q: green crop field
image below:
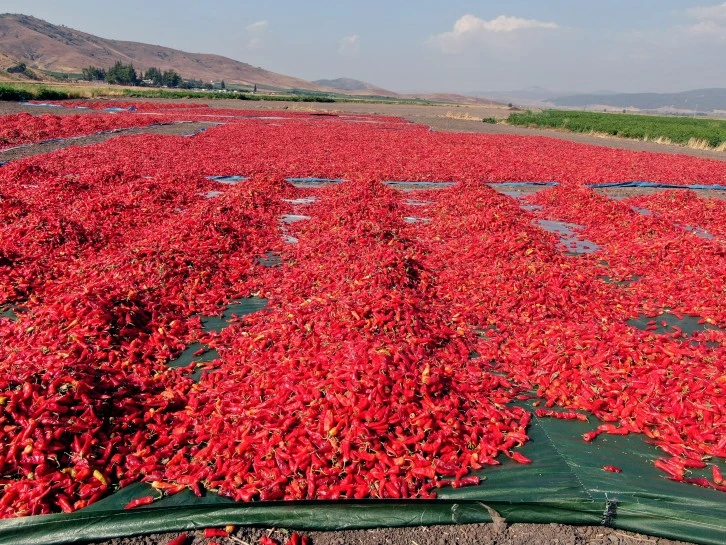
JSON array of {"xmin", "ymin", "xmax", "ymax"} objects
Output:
[
  {"xmin": 507, "ymin": 109, "xmax": 726, "ymax": 149},
  {"xmin": 0, "ymin": 83, "xmax": 84, "ymax": 101}
]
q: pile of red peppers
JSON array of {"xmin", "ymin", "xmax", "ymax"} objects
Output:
[{"xmin": 0, "ymin": 112, "xmax": 170, "ymax": 149}]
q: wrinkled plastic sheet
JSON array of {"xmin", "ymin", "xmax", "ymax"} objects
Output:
[{"xmin": 588, "ymin": 182, "xmax": 726, "ymax": 191}]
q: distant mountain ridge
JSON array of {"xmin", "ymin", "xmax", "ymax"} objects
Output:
[
  {"xmin": 550, "ymin": 88, "xmax": 726, "ymax": 112},
  {"xmin": 314, "ymin": 78, "xmax": 376, "ymax": 91},
  {"xmin": 472, "ymin": 87, "xmax": 561, "ymax": 103},
  {"xmin": 312, "ymin": 77, "xmax": 398, "ymax": 98}
]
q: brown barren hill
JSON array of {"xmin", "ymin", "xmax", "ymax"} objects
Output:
[{"xmin": 0, "ymin": 13, "xmax": 326, "ymax": 90}]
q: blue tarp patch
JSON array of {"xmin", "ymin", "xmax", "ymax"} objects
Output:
[{"xmin": 588, "ymin": 182, "xmax": 726, "ymax": 190}]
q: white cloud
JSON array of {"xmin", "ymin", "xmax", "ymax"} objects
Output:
[
  {"xmin": 686, "ymin": 2, "xmax": 726, "ymax": 21},
  {"xmin": 429, "ymin": 14, "xmax": 559, "ymax": 53},
  {"xmin": 246, "ymin": 20, "xmax": 269, "ymax": 33},
  {"xmin": 245, "ymin": 20, "xmax": 268, "ymax": 49},
  {"xmin": 338, "ymin": 34, "xmax": 360, "ymax": 55},
  {"xmin": 684, "ymin": 2, "xmax": 726, "ymax": 40}
]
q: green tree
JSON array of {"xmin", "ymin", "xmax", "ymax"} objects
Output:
[
  {"xmin": 105, "ymin": 62, "xmax": 138, "ymax": 86},
  {"xmin": 162, "ymin": 69, "xmax": 182, "ymax": 88},
  {"xmin": 144, "ymin": 67, "xmax": 163, "ymax": 86},
  {"xmin": 82, "ymin": 66, "xmax": 106, "ymax": 81},
  {"xmin": 6, "ymin": 62, "xmax": 27, "ymax": 74},
  {"xmin": 220, "ymin": 80, "xmax": 226, "ymax": 89}
]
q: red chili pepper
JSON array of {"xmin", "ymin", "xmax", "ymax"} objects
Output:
[
  {"xmin": 204, "ymin": 528, "xmax": 229, "ymax": 538},
  {"xmin": 124, "ymin": 496, "xmax": 155, "ymax": 509},
  {"xmin": 509, "ymin": 452, "xmax": 532, "ymax": 465},
  {"xmin": 712, "ymin": 465, "xmax": 724, "ymax": 486},
  {"xmin": 164, "ymin": 535, "xmax": 188, "ymax": 545}
]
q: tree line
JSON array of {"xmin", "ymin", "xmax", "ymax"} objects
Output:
[{"xmin": 82, "ymin": 62, "xmax": 225, "ymax": 90}]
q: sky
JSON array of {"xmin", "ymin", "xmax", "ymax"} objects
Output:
[{"xmin": 2, "ymin": 1, "xmax": 726, "ymax": 94}]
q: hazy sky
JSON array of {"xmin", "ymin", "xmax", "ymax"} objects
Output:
[{"xmin": 3, "ymin": 1, "xmax": 726, "ymax": 93}]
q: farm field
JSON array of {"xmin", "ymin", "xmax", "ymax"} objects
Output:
[
  {"xmin": 0, "ymin": 101, "xmax": 724, "ymax": 545},
  {"xmin": 506, "ymin": 110, "xmax": 726, "ymax": 151}
]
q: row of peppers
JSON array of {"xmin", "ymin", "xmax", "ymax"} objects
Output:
[{"xmin": 0, "ymin": 112, "xmax": 172, "ymax": 150}]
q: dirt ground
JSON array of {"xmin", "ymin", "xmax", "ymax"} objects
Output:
[
  {"xmin": 93, "ymin": 522, "xmax": 691, "ymax": 545},
  {"xmin": 0, "ymin": 99, "xmax": 724, "ymax": 162}
]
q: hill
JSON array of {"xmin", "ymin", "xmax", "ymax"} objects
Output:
[
  {"xmin": 0, "ymin": 13, "xmax": 329, "ymax": 91},
  {"xmin": 0, "ymin": 13, "xmax": 510, "ymax": 105},
  {"xmin": 549, "ymin": 88, "xmax": 726, "ymax": 113},
  {"xmin": 312, "ymin": 77, "xmax": 399, "ymax": 98}
]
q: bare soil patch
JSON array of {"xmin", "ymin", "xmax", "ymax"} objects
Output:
[{"xmin": 94, "ymin": 523, "xmax": 691, "ymax": 545}]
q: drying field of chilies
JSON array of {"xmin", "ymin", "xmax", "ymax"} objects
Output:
[{"xmin": 0, "ymin": 101, "xmax": 724, "ymax": 523}]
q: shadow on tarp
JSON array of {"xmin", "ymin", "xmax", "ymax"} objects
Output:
[
  {"xmin": 588, "ymin": 182, "xmax": 726, "ymax": 191},
  {"xmin": 1, "ymin": 402, "xmax": 723, "ymax": 545}
]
